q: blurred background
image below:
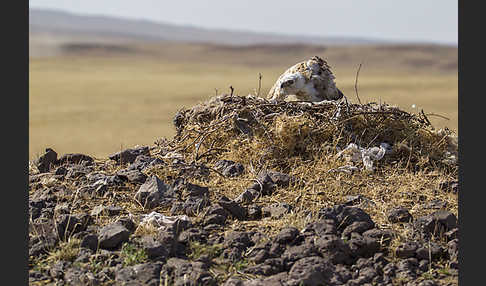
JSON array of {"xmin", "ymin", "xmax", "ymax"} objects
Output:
[{"xmin": 29, "ymin": 0, "xmax": 458, "ymax": 159}]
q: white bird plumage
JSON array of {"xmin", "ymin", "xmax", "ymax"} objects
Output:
[{"xmin": 267, "ymin": 56, "xmax": 344, "ymax": 102}]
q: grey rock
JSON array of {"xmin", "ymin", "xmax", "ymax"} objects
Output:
[
  {"xmin": 134, "ymin": 175, "xmax": 175, "ymax": 209},
  {"xmin": 314, "ymin": 234, "xmax": 353, "ymax": 265},
  {"xmin": 115, "ymin": 263, "xmax": 163, "ymax": 286},
  {"xmin": 56, "ymin": 213, "xmax": 92, "ymax": 240},
  {"xmin": 395, "ymin": 241, "xmax": 420, "ymax": 258},
  {"xmin": 424, "ymin": 199, "xmax": 447, "ymax": 209},
  {"xmin": 261, "ymin": 170, "xmax": 292, "ymax": 187},
  {"xmin": 387, "ymin": 207, "xmax": 413, "ymax": 223},
  {"xmin": 218, "ymin": 196, "xmax": 247, "ymax": 220},
  {"xmin": 35, "ymin": 148, "xmax": 58, "ymax": 173},
  {"xmin": 416, "ymin": 242, "xmax": 444, "ymax": 261},
  {"xmin": 91, "ymin": 205, "xmax": 122, "ymax": 217},
  {"xmin": 129, "ymin": 154, "xmax": 164, "ymax": 171},
  {"xmin": 282, "ymin": 243, "xmax": 319, "ymax": 268},
  {"xmin": 98, "ymin": 222, "xmax": 130, "ymax": 249},
  {"xmin": 161, "ymin": 258, "xmax": 215, "ymax": 286},
  {"xmin": 234, "ymin": 188, "xmax": 260, "ymax": 204},
  {"xmin": 141, "ymin": 235, "xmax": 169, "ymax": 260},
  {"xmin": 183, "ymin": 183, "xmax": 209, "ymax": 197},
  {"xmin": 247, "ymin": 204, "xmax": 262, "ymax": 220},
  {"xmin": 109, "ymin": 146, "xmax": 150, "ymax": 164},
  {"xmin": 244, "ymin": 258, "xmax": 284, "ymax": 276},
  {"xmin": 182, "ymin": 196, "xmax": 210, "ymax": 216},
  {"xmin": 274, "ymin": 227, "xmax": 299, "ymax": 245},
  {"xmin": 302, "ymin": 220, "xmax": 337, "ymax": 236},
  {"xmin": 214, "ymin": 160, "xmax": 244, "ymax": 177},
  {"xmin": 80, "ymin": 234, "xmax": 99, "ymax": 252},
  {"xmin": 57, "ymin": 153, "xmax": 94, "ymax": 165},
  {"xmin": 178, "ymin": 228, "xmax": 208, "ymax": 244},
  {"xmin": 203, "ymin": 214, "xmax": 226, "ymax": 226},
  {"xmin": 262, "ymin": 202, "xmax": 292, "ymax": 219},
  {"xmin": 116, "ymin": 169, "xmax": 148, "ymax": 184},
  {"xmin": 342, "ymin": 221, "xmax": 374, "ymax": 239},
  {"xmin": 224, "ymin": 231, "xmax": 252, "ymax": 250},
  {"xmin": 287, "ymin": 256, "xmax": 335, "ymax": 286},
  {"xmin": 348, "ymin": 234, "xmax": 381, "ymax": 258}
]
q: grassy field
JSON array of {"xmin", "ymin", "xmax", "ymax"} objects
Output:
[{"xmin": 29, "ymin": 43, "xmax": 457, "ymax": 159}]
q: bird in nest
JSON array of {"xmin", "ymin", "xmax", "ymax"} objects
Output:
[{"xmin": 267, "ymin": 56, "xmax": 344, "ymax": 102}]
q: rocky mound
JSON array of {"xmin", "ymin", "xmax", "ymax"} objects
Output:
[{"xmin": 29, "ymin": 94, "xmax": 458, "ymax": 285}]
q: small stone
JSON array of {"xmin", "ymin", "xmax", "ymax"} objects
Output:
[
  {"xmin": 35, "ymin": 148, "xmax": 58, "ymax": 173},
  {"xmin": 134, "ymin": 175, "xmax": 174, "ymax": 209},
  {"xmin": 214, "ymin": 160, "xmax": 245, "ymax": 177},
  {"xmin": 80, "ymin": 234, "xmax": 99, "ymax": 252},
  {"xmin": 274, "ymin": 227, "xmax": 299, "ymax": 245},
  {"xmin": 387, "ymin": 207, "xmax": 413, "ymax": 223},
  {"xmin": 287, "ymin": 256, "xmax": 335, "ymax": 286},
  {"xmin": 247, "ymin": 204, "xmax": 262, "ymax": 220},
  {"xmin": 57, "ymin": 153, "xmax": 94, "ymax": 165},
  {"xmin": 109, "ymin": 146, "xmax": 150, "ymax": 164},
  {"xmin": 218, "ymin": 196, "xmax": 247, "ymax": 220},
  {"xmin": 395, "ymin": 241, "xmax": 419, "ymax": 258},
  {"xmin": 98, "ymin": 222, "xmax": 130, "ymax": 249},
  {"xmin": 416, "ymin": 242, "xmax": 444, "ymax": 261},
  {"xmin": 141, "ymin": 235, "xmax": 169, "ymax": 260},
  {"xmin": 116, "ymin": 169, "xmax": 147, "ymax": 184},
  {"xmin": 262, "ymin": 203, "xmax": 292, "ymax": 219}
]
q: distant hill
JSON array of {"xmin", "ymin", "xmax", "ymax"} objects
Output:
[{"xmin": 29, "ymin": 8, "xmax": 388, "ymax": 47}]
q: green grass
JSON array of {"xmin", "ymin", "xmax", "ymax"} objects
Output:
[
  {"xmin": 120, "ymin": 242, "xmax": 148, "ymax": 267},
  {"xmin": 29, "ymin": 43, "xmax": 457, "ymax": 159}
]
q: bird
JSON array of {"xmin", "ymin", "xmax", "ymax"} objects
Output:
[{"xmin": 267, "ymin": 56, "xmax": 344, "ymax": 102}]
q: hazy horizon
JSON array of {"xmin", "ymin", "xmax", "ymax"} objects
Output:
[{"xmin": 29, "ymin": 0, "xmax": 457, "ymax": 45}]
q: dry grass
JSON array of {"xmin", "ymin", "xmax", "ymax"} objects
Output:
[{"xmin": 29, "ymin": 42, "xmax": 457, "ymax": 159}]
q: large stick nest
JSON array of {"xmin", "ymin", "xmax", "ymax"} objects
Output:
[{"xmin": 157, "ymin": 94, "xmax": 457, "ymax": 174}]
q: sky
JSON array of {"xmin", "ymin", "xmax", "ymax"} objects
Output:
[{"xmin": 29, "ymin": 0, "xmax": 458, "ymax": 45}]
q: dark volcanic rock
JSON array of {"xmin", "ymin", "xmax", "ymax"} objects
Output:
[
  {"xmin": 249, "ymin": 173, "xmax": 277, "ymax": 195},
  {"xmin": 109, "ymin": 146, "xmax": 150, "ymax": 164},
  {"xmin": 414, "ymin": 210, "xmax": 457, "ymax": 238},
  {"xmin": 56, "ymin": 213, "xmax": 92, "ymax": 240},
  {"xmin": 274, "ymin": 227, "xmax": 300, "ymax": 245},
  {"xmin": 214, "ymin": 160, "xmax": 244, "ymax": 177},
  {"xmin": 57, "ymin": 153, "xmax": 94, "ymax": 165},
  {"xmin": 80, "ymin": 234, "xmax": 99, "ymax": 252},
  {"xmin": 247, "ymin": 204, "xmax": 262, "ymax": 220},
  {"xmin": 141, "ymin": 235, "xmax": 169, "ymax": 260},
  {"xmin": 98, "ymin": 222, "xmax": 130, "ymax": 249},
  {"xmin": 416, "ymin": 242, "xmax": 444, "ymax": 261},
  {"xmin": 134, "ymin": 175, "xmax": 175, "ymax": 209},
  {"xmin": 259, "ymin": 170, "xmax": 292, "ymax": 187},
  {"xmin": 116, "ymin": 168, "xmax": 148, "ymax": 184},
  {"xmin": 129, "ymin": 154, "xmax": 164, "ymax": 171},
  {"xmin": 362, "ymin": 228, "xmax": 394, "ymax": 246},
  {"xmin": 287, "ymin": 256, "xmax": 336, "ymax": 286},
  {"xmin": 161, "ymin": 258, "xmax": 215, "ymax": 286},
  {"xmin": 342, "ymin": 221, "xmax": 374, "ymax": 239},
  {"xmin": 348, "ymin": 234, "xmax": 381, "ymax": 259},
  {"xmin": 182, "ymin": 196, "xmax": 211, "ymax": 216},
  {"xmin": 35, "ymin": 148, "xmax": 58, "ymax": 173},
  {"xmin": 224, "ymin": 231, "xmax": 253, "ymax": 250},
  {"xmin": 387, "ymin": 207, "xmax": 413, "ymax": 223},
  {"xmin": 244, "ymin": 258, "xmax": 285, "ymax": 276},
  {"xmin": 302, "ymin": 219, "xmax": 337, "ymax": 236},
  {"xmin": 115, "ymin": 262, "xmax": 163, "ymax": 286},
  {"xmin": 262, "ymin": 202, "xmax": 292, "ymax": 219},
  {"xmin": 314, "ymin": 234, "xmax": 353, "ymax": 265},
  {"xmin": 218, "ymin": 196, "xmax": 247, "ymax": 220},
  {"xmin": 317, "ymin": 204, "xmax": 375, "ymax": 233},
  {"xmin": 395, "ymin": 241, "xmax": 420, "ymax": 258}
]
